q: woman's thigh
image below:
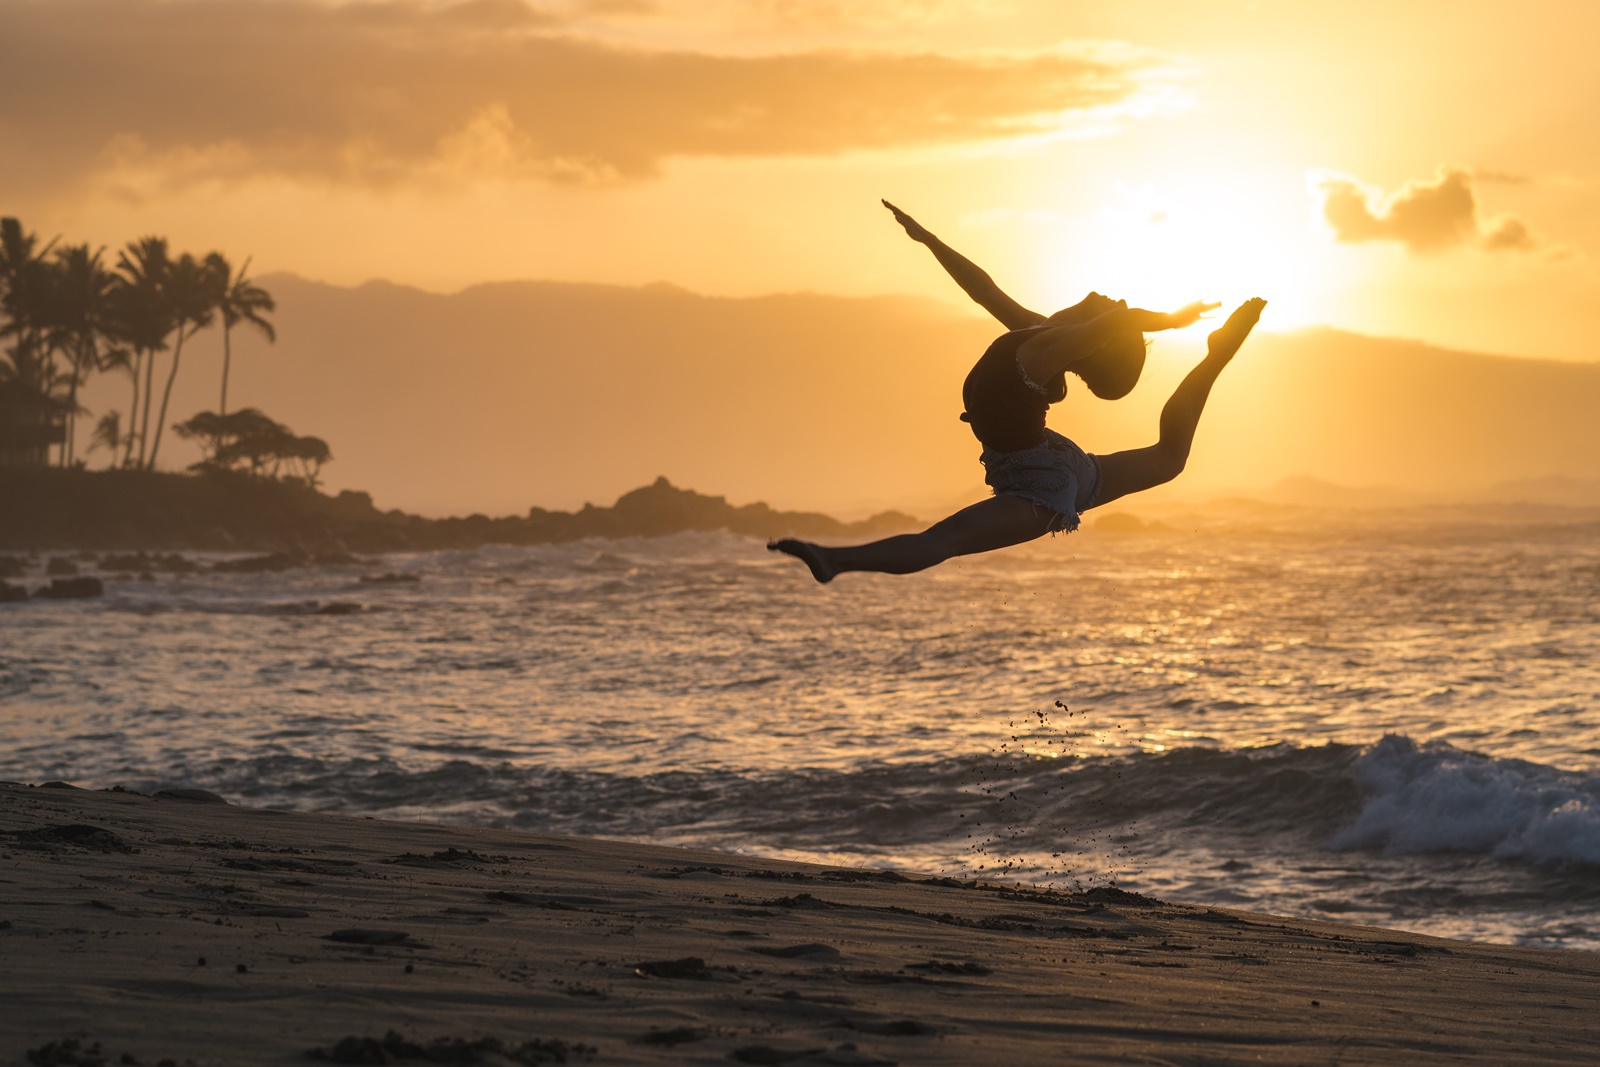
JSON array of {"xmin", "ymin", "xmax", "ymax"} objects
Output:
[
  {"xmin": 922, "ymin": 494, "xmax": 1060, "ymax": 557},
  {"xmin": 1091, "ymin": 445, "xmax": 1180, "ymax": 510}
]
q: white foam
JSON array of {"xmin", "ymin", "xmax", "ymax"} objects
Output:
[{"xmin": 1330, "ymin": 734, "xmax": 1600, "ymax": 866}]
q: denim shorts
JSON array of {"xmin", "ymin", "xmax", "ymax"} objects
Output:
[{"xmin": 979, "ymin": 429, "xmax": 1102, "ymax": 533}]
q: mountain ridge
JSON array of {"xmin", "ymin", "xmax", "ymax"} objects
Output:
[{"xmin": 70, "ymin": 273, "xmax": 1600, "ymax": 517}]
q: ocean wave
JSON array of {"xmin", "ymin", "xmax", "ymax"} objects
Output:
[
  {"xmin": 154, "ymin": 735, "xmax": 1600, "ymax": 875},
  {"xmin": 1330, "ymin": 734, "xmax": 1600, "ymax": 867}
]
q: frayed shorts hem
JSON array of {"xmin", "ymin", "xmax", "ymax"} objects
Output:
[{"xmin": 979, "ymin": 429, "xmax": 1102, "ymax": 536}]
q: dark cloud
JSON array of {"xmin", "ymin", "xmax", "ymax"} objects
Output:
[
  {"xmin": 0, "ymin": 0, "xmax": 1166, "ymax": 193},
  {"xmin": 1313, "ymin": 167, "xmax": 1536, "ymax": 254}
]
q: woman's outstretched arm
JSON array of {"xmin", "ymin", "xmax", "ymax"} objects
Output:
[{"xmin": 882, "ymin": 200, "xmax": 1046, "ymax": 330}]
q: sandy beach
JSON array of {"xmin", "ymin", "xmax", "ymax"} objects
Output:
[{"xmin": 3, "ymin": 781, "xmax": 1596, "ymax": 1066}]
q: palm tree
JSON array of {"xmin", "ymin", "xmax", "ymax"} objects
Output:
[
  {"xmin": 87, "ymin": 410, "xmax": 126, "ymax": 461},
  {"xmin": 0, "ymin": 217, "xmax": 58, "ymax": 389},
  {"xmin": 102, "ymin": 282, "xmax": 162, "ymax": 469},
  {"xmin": 43, "ymin": 244, "xmax": 120, "ymax": 466},
  {"xmin": 113, "ymin": 237, "xmax": 173, "ymax": 469},
  {"xmin": 144, "ymin": 251, "xmax": 218, "ymax": 471},
  {"xmin": 207, "ymin": 253, "xmax": 275, "ymax": 417},
  {"xmin": 0, "ymin": 218, "xmax": 74, "ymax": 465}
]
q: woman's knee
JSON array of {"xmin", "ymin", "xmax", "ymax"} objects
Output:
[
  {"xmin": 1094, "ymin": 444, "xmax": 1187, "ymax": 504},
  {"xmin": 1148, "ymin": 441, "xmax": 1188, "ymax": 485}
]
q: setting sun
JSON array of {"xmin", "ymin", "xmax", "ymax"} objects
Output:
[{"xmin": 1045, "ymin": 175, "xmax": 1329, "ymax": 328}]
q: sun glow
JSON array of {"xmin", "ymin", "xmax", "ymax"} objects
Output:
[{"xmin": 1040, "ymin": 176, "xmax": 1331, "ymax": 329}]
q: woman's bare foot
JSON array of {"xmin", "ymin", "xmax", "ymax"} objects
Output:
[
  {"xmin": 1207, "ymin": 298, "xmax": 1266, "ymax": 362},
  {"xmin": 768, "ymin": 539, "xmax": 838, "ymax": 583}
]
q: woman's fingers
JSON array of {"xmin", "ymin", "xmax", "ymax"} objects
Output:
[
  {"xmin": 1176, "ymin": 300, "xmax": 1222, "ymax": 324},
  {"xmin": 881, "ymin": 199, "xmax": 929, "ymax": 239}
]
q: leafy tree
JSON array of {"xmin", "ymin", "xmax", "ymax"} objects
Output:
[
  {"xmin": 281, "ymin": 433, "xmax": 332, "ymax": 488},
  {"xmin": 173, "ymin": 407, "xmax": 333, "ymax": 487}
]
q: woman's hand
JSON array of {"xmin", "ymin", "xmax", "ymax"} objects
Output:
[
  {"xmin": 1167, "ymin": 301, "xmax": 1221, "ymax": 329},
  {"xmin": 882, "ymin": 200, "xmax": 934, "ymax": 244}
]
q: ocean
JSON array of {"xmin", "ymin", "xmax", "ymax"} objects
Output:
[{"xmin": 4, "ymin": 516, "xmax": 1599, "ymax": 950}]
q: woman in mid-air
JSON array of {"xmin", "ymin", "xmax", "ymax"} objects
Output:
[{"xmin": 769, "ymin": 201, "xmax": 1266, "ymax": 583}]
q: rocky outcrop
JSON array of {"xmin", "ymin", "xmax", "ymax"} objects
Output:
[{"xmin": 32, "ymin": 576, "xmax": 105, "ymax": 599}]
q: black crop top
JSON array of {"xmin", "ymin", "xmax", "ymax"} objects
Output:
[{"xmin": 961, "ymin": 327, "xmax": 1064, "ymax": 453}]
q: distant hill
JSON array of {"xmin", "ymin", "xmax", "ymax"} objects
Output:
[
  {"xmin": 1172, "ymin": 327, "xmax": 1600, "ymax": 500},
  {"xmin": 74, "ymin": 278, "xmax": 1600, "ymax": 517}
]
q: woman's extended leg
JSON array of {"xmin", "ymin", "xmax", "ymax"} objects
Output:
[
  {"xmin": 1092, "ymin": 298, "xmax": 1264, "ymax": 508},
  {"xmin": 769, "ymin": 494, "xmax": 1058, "ymax": 583}
]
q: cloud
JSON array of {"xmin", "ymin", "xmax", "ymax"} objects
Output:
[
  {"xmin": 563, "ymin": 0, "xmax": 1012, "ymax": 30},
  {"xmin": 667, "ymin": 0, "xmax": 1015, "ymax": 29},
  {"xmin": 0, "ymin": 0, "xmax": 1173, "ymax": 194},
  {"xmin": 1311, "ymin": 167, "xmax": 1537, "ymax": 254},
  {"xmin": 1482, "ymin": 216, "xmax": 1535, "ymax": 251}
]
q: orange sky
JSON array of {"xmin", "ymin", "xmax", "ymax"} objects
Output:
[{"xmin": 4, "ymin": 0, "xmax": 1597, "ymax": 362}]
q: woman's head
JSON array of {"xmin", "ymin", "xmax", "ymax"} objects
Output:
[{"xmin": 1074, "ymin": 331, "xmax": 1148, "ymax": 399}]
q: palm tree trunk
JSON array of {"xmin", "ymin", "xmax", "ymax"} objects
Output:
[
  {"xmin": 63, "ymin": 336, "xmax": 92, "ymax": 467},
  {"xmin": 63, "ymin": 370, "xmax": 80, "ymax": 468},
  {"xmin": 124, "ymin": 349, "xmax": 143, "ymax": 469},
  {"xmin": 220, "ymin": 323, "xmax": 232, "ymax": 417},
  {"xmin": 138, "ymin": 346, "xmax": 157, "ymax": 469},
  {"xmin": 147, "ymin": 328, "xmax": 187, "ymax": 470}
]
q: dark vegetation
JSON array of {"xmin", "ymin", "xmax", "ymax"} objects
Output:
[
  {"xmin": 173, "ymin": 408, "xmax": 330, "ymax": 486},
  {"xmin": 0, "ymin": 469, "xmax": 917, "ymax": 553},
  {"xmin": 0, "ymin": 214, "xmax": 289, "ymax": 475}
]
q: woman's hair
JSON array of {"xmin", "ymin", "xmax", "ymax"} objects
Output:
[{"xmin": 1077, "ymin": 332, "xmax": 1148, "ymax": 399}]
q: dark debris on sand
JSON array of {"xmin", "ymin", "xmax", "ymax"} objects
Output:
[
  {"xmin": 632, "ymin": 956, "xmax": 725, "ymax": 981},
  {"xmin": 306, "ymin": 1030, "xmax": 592, "ymax": 1065},
  {"xmin": 729, "ymin": 1045, "xmax": 896, "ymax": 1066},
  {"xmin": 13, "ymin": 823, "xmax": 135, "ymax": 853},
  {"xmin": 385, "ymin": 848, "xmax": 506, "ymax": 868},
  {"xmin": 324, "ymin": 928, "xmax": 424, "ymax": 947},
  {"xmin": 630, "ymin": 1028, "xmax": 707, "ymax": 1047}
]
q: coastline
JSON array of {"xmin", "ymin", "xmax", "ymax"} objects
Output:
[
  {"xmin": 4, "ymin": 782, "xmax": 1596, "ymax": 1065},
  {"xmin": 0, "ymin": 469, "xmax": 917, "ymax": 554}
]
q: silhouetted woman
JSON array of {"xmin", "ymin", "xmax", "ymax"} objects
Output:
[{"xmin": 769, "ymin": 202, "xmax": 1266, "ymax": 583}]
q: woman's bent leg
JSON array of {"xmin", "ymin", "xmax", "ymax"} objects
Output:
[
  {"xmin": 770, "ymin": 495, "xmax": 1057, "ymax": 582},
  {"xmin": 1093, "ymin": 297, "xmax": 1264, "ymax": 508}
]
